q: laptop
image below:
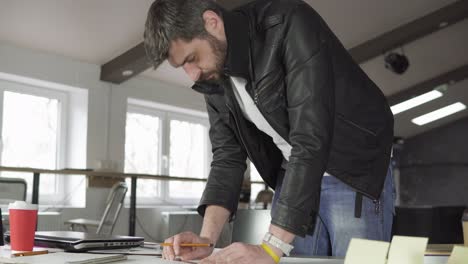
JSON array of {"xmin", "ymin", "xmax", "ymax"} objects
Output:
[{"xmin": 6, "ymin": 231, "xmax": 144, "ymax": 252}]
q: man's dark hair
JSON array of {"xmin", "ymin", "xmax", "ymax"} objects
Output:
[{"xmin": 144, "ymin": 0, "xmax": 224, "ymax": 69}]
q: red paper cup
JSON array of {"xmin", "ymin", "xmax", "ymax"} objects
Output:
[{"xmin": 9, "ymin": 202, "xmax": 38, "ymax": 251}]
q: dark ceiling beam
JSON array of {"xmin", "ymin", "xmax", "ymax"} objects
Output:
[
  {"xmin": 387, "ymin": 64, "xmax": 468, "ymax": 106},
  {"xmin": 100, "ymin": 42, "xmax": 149, "ymax": 84},
  {"xmin": 349, "ymin": 0, "xmax": 468, "ymax": 63},
  {"xmin": 100, "ymin": 0, "xmax": 468, "ymax": 84}
]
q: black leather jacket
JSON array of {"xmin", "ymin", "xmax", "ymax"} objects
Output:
[{"xmin": 195, "ymin": 0, "xmax": 394, "ymax": 237}]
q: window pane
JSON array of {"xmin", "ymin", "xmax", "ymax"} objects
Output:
[
  {"xmin": 124, "ymin": 112, "xmax": 161, "ymax": 197},
  {"xmin": 1, "ymin": 91, "xmax": 59, "ymax": 195},
  {"xmin": 250, "ymin": 162, "xmax": 263, "ymax": 182},
  {"xmin": 169, "ymin": 119, "xmax": 206, "ymax": 199}
]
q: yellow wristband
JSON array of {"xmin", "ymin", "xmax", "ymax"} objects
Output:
[{"xmin": 261, "ymin": 243, "xmax": 280, "ymax": 263}]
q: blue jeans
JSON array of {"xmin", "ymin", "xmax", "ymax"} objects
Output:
[{"xmin": 272, "ymin": 167, "xmax": 395, "ymax": 257}]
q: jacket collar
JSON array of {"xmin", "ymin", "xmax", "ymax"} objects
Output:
[
  {"xmin": 222, "ymin": 9, "xmax": 251, "ymax": 80},
  {"xmin": 191, "ymin": 9, "xmax": 251, "ymax": 95}
]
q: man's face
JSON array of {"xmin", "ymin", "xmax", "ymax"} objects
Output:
[{"xmin": 168, "ymin": 34, "xmax": 227, "ymax": 84}]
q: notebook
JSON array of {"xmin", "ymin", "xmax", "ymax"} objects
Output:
[{"xmin": 5, "ymin": 231, "xmax": 143, "ymax": 252}]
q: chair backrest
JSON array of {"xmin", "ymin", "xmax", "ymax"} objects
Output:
[
  {"xmin": 0, "ymin": 177, "xmax": 27, "ymax": 204},
  {"xmin": 96, "ymin": 181, "xmax": 128, "ymax": 235},
  {"xmin": 254, "ymin": 188, "xmax": 274, "ymax": 209}
]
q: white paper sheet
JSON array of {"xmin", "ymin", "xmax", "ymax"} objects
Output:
[
  {"xmin": 4, "ymin": 253, "xmax": 126, "ymax": 264},
  {"xmin": 387, "ymin": 236, "xmax": 428, "ymax": 264},
  {"xmin": 447, "ymin": 246, "xmax": 468, "ymax": 264},
  {"xmin": 344, "ymin": 238, "xmax": 389, "ymax": 264}
]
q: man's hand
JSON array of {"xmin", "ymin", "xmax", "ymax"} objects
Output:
[
  {"xmin": 162, "ymin": 231, "xmax": 214, "ymax": 261},
  {"xmin": 201, "ymin": 242, "xmax": 277, "ymax": 264}
]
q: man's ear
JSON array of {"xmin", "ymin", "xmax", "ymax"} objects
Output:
[{"xmin": 202, "ymin": 10, "xmax": 225, "ymax": 39}]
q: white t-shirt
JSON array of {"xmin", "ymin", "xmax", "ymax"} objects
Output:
[{"xmin": 230, "ymin": 76, "xmax": 331, "ymax": 176}]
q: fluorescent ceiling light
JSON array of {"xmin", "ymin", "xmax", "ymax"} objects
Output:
[
  {"xmin": 391, "ymin": 90, "xmax": 443, "ymax": 115},
  {"xmin": 412, "ymin": 102, "xmax": 466, "ymax": 126}
]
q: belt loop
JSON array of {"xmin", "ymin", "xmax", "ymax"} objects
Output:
[{"xmin": 355, "ymin": 192, "xmax": 363, "ymax": 218}]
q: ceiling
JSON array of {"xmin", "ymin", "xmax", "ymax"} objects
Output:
[{"xmin": 1, "ymin": 0, "xmax": 467, "ymax": 138}]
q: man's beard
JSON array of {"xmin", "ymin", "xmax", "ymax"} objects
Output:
[{"xmin": 197, "ymin": 33, "xmax": 227, "ymax": 85}]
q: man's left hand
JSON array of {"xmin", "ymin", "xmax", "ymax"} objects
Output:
[{"xmin": 200, "ymin": 242, "xmax": 277, "ymax": 264}]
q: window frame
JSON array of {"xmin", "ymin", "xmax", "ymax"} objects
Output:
[
  {"xmin": 163, "ymin": 111, "xmax": 210, "ymax": 204},
  {"xmin": 0, "ymin": 79, "xmax": 69, "ymax": 204},
  {"xmin": 125, "ymin": 104, "xmax": 164, "ymax": 205},
  {"xmin": 125, "ymin": 100, "xmax": 210, "ymax": 206}
]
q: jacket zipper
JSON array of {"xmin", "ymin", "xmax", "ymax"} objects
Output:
[
  {"xmin": 254, "ymin": 90, "xmax": 259, "ymax": 104},
  {"xmin": 253, "ymin": 71, "xmax": 281, "ymax": 104},
  {"xmin": 225, "ymin": 103, "xmax": 254, "ymax": 162},
  {"xmin": 354, "ymin": 188, "xmax": 380, "ymax": 214},
  {"xmin": 254, "ymin": 81, "xmax": 270, "ymax": 104},
  {"xmin": 250, "ymin": 83, "xmax": 267, "ymax": 118},
  {"xmin": 337, "ymin": 115, "xmax": 377, "ymax": 137},
  {"xmin": 374, "ymin": 199, "xmax": 381, "ymax": 214}
]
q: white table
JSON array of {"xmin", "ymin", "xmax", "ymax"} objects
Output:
[
  {"xmin": 0, "ymin": 246, "xmax": 450, "ymax": 264},
  {"xmin": 121, "ymin": 255, "xmax": 449, "ymax": 263}
]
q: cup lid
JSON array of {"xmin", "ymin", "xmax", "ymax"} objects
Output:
[{"xmin": 8, "ymin": 201, "xmax": 38, "ymax": 210}]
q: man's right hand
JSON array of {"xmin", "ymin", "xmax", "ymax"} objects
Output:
[{"xmin": 162, "ymin": 231, "xmax": 214, "ymax": 261}]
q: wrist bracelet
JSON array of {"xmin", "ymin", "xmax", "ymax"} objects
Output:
[{"xmin": 261, "ymin": 243, "xmax": 280, "ymax": 263}]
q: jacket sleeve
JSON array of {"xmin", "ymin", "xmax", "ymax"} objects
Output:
[
  {"xmin": 197, "ymin": 94, "xmax": 247, "ymax": 221},
  {"xmin": 270, "ymin": 2, "xmax": 335, "ymax": 236}
]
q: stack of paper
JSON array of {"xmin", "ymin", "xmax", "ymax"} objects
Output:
[{"xmin": 1, "ymin": 253, "xmax": 126, "ymax": 264}]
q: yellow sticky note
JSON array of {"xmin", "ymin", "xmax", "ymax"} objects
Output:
[
  {"xmin": 448, "ymin": 246, "xmax": 468, "ymax": 264},
  {"xmin": 344, "ymin": 238, "xmax": 390, "ymax": 264},
  {"xmin": 387, "ymin": 236, "xmax": 428, "ymax": 264}
]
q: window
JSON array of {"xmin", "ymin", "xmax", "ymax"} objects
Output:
[
  {"xmin": 250, "ymin": 162, "xmax": 268, "ymax": 204},
  {"xmin": 0, "ymin": 75, "xmax": 87, "ymax": 207},
  {"xmin": 167, "ymin": 113, "xmax": 209, "ymax": 200},
  {"xmin": 124, "ymin": 106, "xmax": 163, "ymax": 200},
  {"xmin": 0, "ymin": 79, "xmax": 65, "ymax": 203},
  {"xmin": 125, "ymin": 99, "xmax": 209, "ymax": 205}
]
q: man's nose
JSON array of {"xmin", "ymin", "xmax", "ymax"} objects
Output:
[{"xmin": 183, "ymin": 63, "xmax": 201, "ymax": 82}]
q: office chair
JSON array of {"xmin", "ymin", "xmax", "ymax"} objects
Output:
[
  {"xmin": 254, "ymin": 184, "xmax": 274, "ymax": 209},
  {"xmin": 0, "ymin": 177, "xmax": 27, "ymax": 204},
  {"xmin": 65, "ymin": 181, "xmax": 128, "ymax": 235}
]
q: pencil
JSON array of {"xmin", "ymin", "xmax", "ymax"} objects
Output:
[
  {"xmin": 159, "ymin": 243, "xmax": 214, "ymax": 247},
  {"xmin": 12, "ymin": 250, "xmax": 49, "ymax": 257}
]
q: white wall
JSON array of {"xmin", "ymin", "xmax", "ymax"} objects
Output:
[{"xmin": 0, "ymin": 42, "xmax": 206, "ymax": 241}]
